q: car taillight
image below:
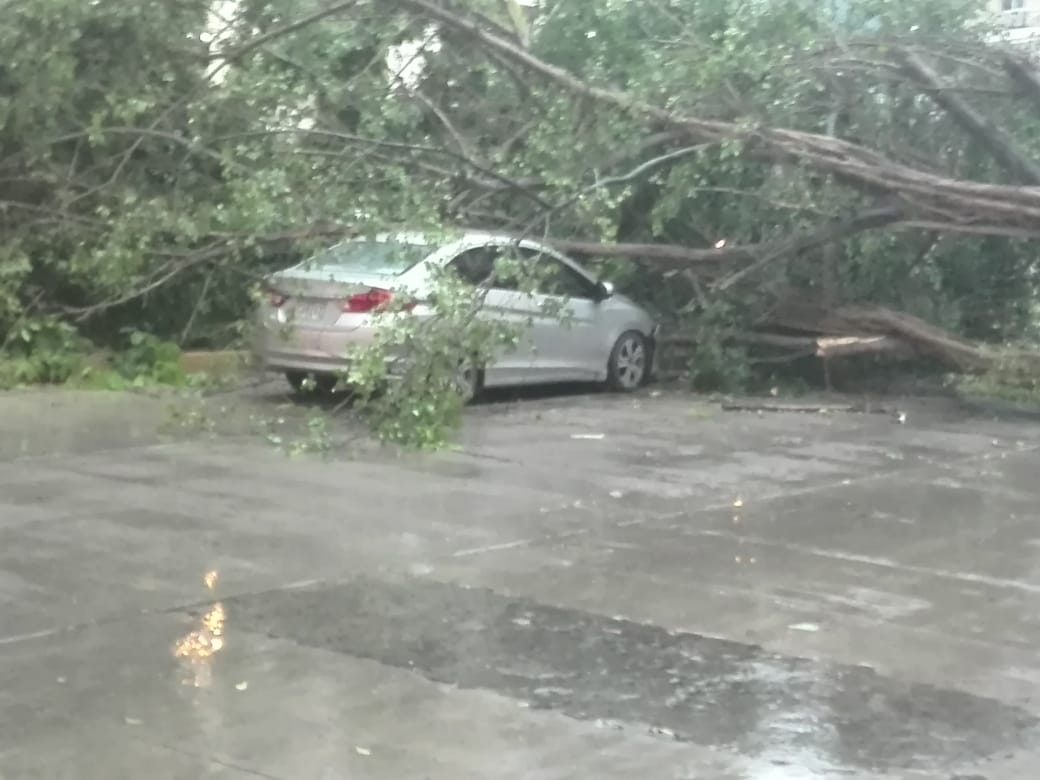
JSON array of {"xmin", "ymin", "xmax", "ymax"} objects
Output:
[
  {"xmin": 264, "ymin": 287, "xmax": 287, "ymax": 308},
  {"xmin": 343, "ymin": 288, "xmax": 414, "ymax": 313}
]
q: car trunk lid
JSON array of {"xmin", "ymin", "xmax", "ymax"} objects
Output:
[{"xmin": 268, "ymin": 272, "xmax": 395, "ymax": 327}]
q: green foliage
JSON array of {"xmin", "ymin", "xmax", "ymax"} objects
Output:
[
  {"xmin": 681, "ymin": 301, "xmax": 753, "ymax": 393},
  {"xmin": 60, "ymin": 330, "xmax": 189, "ymax": 391},
  {"xmin": 953, "ymin": 346, "xmax": 1040, "ymax": 407},
  {"xmin": 290, "ymin": 414, "xmax": 335, "ymax": 457},
  {"xmin": 345, "ymin": 269, "xmax": 522, "ymax": 449},
  {"xmin": 0, "ymin": 320, "xmax": 189, "ymax": 391},
  {"xmin": 110, "ymin": 330, "xmax": 188, "ymax": 387},
  {"xmin": 260, "ymin": 409, "xmax": 335, "ymax": 454},
  {"xmin": 0, "ymin": 319, "xmax": 88, "ymax": 388}
]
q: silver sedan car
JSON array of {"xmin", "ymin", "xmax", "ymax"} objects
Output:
[{"xmin": 254, "ymin": 231, "xmax": 658, "ymax": 397}]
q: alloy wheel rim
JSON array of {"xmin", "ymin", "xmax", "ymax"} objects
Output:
[
  {"xmin": 455, "ymin": 365, "xmax": 477, "ymax": 401},
  {"xmin": 615, "ymin": 337, "xmax": 646, "ymax": 388}
]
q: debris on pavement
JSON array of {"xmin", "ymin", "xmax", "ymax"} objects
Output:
[
  {"xmin": 648, "ymin": 725, "xmax": 677, "ymax": 738},
  {"xmin": 722, "ymin": 399, "xmax": 894, "ymax": 415},
  {"xmin": 788, "ymin": 622, "xmax": 821, "ymax": 633},
  {"xmin": 235, "ymin": 681, "xmax": 248, "ymax": 691},
  {"xmin": 355, "ymin": 746, "xmax": 372, "ymax": 757},
  {"xmin": 571, "ymin": 433, "xmax": 605, "ymax": 440}
]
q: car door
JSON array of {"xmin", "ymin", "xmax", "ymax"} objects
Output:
[
  {"xmin": 519, "ymin": 246, "xmax": 606, "ymax": 381},
  {"xmin": 444, "ymin": 245, "xmax": 540, "ymax": 386}
]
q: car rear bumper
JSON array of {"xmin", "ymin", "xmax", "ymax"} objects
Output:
[
  {"xmin": 252, "ymin": 317, "xmax": 376, "ymax": 376},
  {"xmin": 253, "ymin": 326, "xmax": 407, "ymax": 378},
  {"xmin": 257, "ymin": 352, "xmax": 350, "ymax": 375}
]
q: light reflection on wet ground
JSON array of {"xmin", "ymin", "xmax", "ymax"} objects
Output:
[
  {"xmin": 225, "ymin": 576, "xmax": 1038, "ymax": 775},
  {"xmin": 173, "ymin": 571, "xmax": 224, "ymax": 688}
]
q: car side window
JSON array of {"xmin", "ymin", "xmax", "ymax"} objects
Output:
[
  {"xmin": 447, "ymin": 246, "xmax": 526, "ymax": 292},
  {"xmin": 522, "ymin": 249, "xmax": 597, "ymax": 299},
  {"xmin": 447, "ymin": 248, "xmax": 496, "ymax": 287}
]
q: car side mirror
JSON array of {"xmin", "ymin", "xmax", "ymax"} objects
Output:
[{"xmin": 596, "ymin": 280, "xmax": 615, "ymax": 301}]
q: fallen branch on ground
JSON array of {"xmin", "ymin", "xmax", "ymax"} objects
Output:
[
  {"xmin": 720, "ymin": 399, "xmax": 894, "ymax": 414},
  {"xmin": 755, "ymin": 300, "xmax": 1040, "ymax": 379}
]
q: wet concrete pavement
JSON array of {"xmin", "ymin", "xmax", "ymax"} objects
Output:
[{"xmin": 1, "ymin": 386, "xmax": 1040, "ymax": 778}]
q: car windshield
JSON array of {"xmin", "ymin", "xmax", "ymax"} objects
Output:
[{"xmin": 302, "ymin": 241, "xmax": 430, "ymax": 276}]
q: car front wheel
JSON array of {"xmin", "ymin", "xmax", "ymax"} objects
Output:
[{"xmin": 606, "ymin": 331, "xmax": 649, "ymax": 392}]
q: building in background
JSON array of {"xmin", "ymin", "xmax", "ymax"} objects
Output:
[{"xmin": 991, "ymin": 0, "xmax": 1040, "ymax": 49}]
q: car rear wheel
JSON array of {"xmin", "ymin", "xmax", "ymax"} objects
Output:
[
  {"xmin": 285, "ymin": 371, "xmax": 338, "ymax": 395},
  {"xmin": 454, "ymin": 363, "xmax": 482, "ymax": 404},
  {"xmin": 606, "ymin": 331, "xmax": 648, "ymax": 392}
]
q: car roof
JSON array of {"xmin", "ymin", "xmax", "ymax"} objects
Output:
[{"xmin": 359, "ymin": 230, "xmax": 549, "ymax": 251}]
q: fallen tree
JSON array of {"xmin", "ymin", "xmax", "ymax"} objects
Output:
[
  {"xmin": 755, "ymin": 300, "xmax": 990, "ymax": 369},
  {"xmin": 399, "ymin": 0, "xmax": 1040, "ymax": 241},
  {"xmin": 387, "ymin": 0, "xmax": 1040, "ymax": 382},
  {"xmin": 5, "ymin": 0, "xmax": 1040, "ymax": 408}
]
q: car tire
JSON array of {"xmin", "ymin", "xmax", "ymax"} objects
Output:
[
  {"xmin": 455, "ymin": 363, "xmax": 482, "ymax": 404},
  {"xmin": 606, "ymin": 331, "xmax": 649, "ymax": 392},
  {"xmin": 285, "ymin": 371, "xmax": 337, "ymax": 395}
]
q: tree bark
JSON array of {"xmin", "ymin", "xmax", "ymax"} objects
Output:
[
  {"xmin": 1003, "ymin": 55, "xmax": 1040, "ymax": 116},
  {"xmin": 713, "ymin": 204, "xmax": 901, "ymax": 290},
  {"xmin": 543, "ymin": 238, "xmax": 751, "ymax": 265},
  {"xmin": 544, "ymin": 204, "xmax": 898, "ymax": 271},
  {"xmin": 899, "ymin": 49, "xmax": 1040, "ymax": 185},
  {"xmin": 399, "ymin": 0, "xmax": 1040, "ymax": 238}
]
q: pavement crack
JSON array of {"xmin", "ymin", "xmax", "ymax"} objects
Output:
[
  {"xmin": 157, "ymin": 741, "xmax": 283, "ymax": 779},
  {"xmin": 694, "ymin": 527, "xmax": 1040, "ymax": 595},
  {"xmin": 0, "ymin": 579, "xmax": 326, "ymax": 648}
]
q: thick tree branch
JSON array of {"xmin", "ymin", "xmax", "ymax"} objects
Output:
[
  {"xmin": 714, "ymin": 204, "xmax": 902, "ymax": 290},
  {"xmin": 411, "ymin": 89, "xmax": 479, "ymax": 161},
  {"xmin": 398, "ymin": 0, "xmax": 1040, "ymax": 238},
  {"xmin": 545, "ymin": 204, "xmax": 896, "ymax": 271},
  {"xmin": 398, "ymin": 0, "xmax": 679, "ymax": 124},
  {"xmin": 213, "ymin": 0, "xmax": 363, "ymax": 64},
  {"xmin": 45, "ymin": 127, "xmax": 250, "ymax": 171},
  {"xmin": 546, "ymin": 143, "xmax": 715, "ymax": 222},
  {"xmin": 544, "ymin": 238, "xmax": 751, "ymax": 265},
  {"xmin": 899, "ymin": 49, "xmax": 1040, "ymax": 185},
  {"xmin": 187, "ymin": 0, "xmax": 1040, "ymax": 238},
  {"xmin": 67, "ymin": 224, "xmax": 359, "ymax": 320},
  {"xmin": 583, "ymin": 144, "xmax": 713, "ymax": 191},
  {"xmin": 1004, "ymin": 54, "xmax": 1040, "ymax": 116}
]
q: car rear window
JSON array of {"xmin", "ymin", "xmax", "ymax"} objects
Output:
[{"xmin": 303, "ymin": 241, "xmax": 430, "ymax": 276}]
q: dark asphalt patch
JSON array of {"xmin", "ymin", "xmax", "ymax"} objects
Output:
[
  {"xmin": 1, "ymin": 479, "xmax": 74, "ymax": 506},
  {"xmin": 221, "ymin": 577, "xmax": 1036, "ymax": 773}
]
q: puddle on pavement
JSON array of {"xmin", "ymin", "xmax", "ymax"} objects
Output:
[
  {"xmin": 222, "ymin": 576, "xmax": 1037, "ymax": 775},
  {"xmin": 173, "ymin": 571, "xmax": 225, "ymax": 688}
]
